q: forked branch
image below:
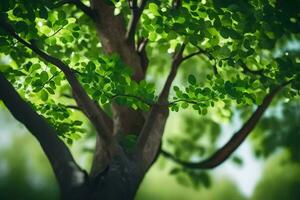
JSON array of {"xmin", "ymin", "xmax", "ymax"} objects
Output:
[
  {"xmin": 0, "ymin": 21, "xmax": 113, "ymax": 152},
  {"xmin": 135, "ymin": 44, "xmax": 191, "ymax": 171},
  {"xmin": 126, "ymin": 0, "xmax": 148, "ymax": 44},
  {"xmin": 161, "ymin": 81, "xmax": 292, "ymax": 169}
]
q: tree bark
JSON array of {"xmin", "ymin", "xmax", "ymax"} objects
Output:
[
  {"xmin": 0, "ymin": 72, "xmax": 89, "ymax": 200},
  {"xmin": 90, "ymin": 0, "xmax": 145, "ymax": 137},
  {"xmin": 2, "ymin": 1, "xmax": 293, "ymax": 199}
]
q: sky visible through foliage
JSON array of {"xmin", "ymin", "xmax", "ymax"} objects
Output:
[
  {"xmin": 1, "ymin": 105, "xmax": 300, "ymax": 200},
  {"xmin": 0, "ymin": 0, "xmax": 300, "ymax": 199}
]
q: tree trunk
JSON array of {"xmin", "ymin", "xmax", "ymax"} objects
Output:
[
  {"xmin": 70, "ymin": 152, "xmax": 145, "ymax": 200},
  {"xmin": 90, "ymin": 159, "xmax": 143, "ymax": 199}
]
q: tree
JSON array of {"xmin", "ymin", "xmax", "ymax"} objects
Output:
[{"xmin": 0, "ymin": 0, "xmax": 299, "ymax": 199}]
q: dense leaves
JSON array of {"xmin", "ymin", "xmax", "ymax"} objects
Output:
[{"xmin": 0, "ymin": 0, "xmax": 300, "ymax": 190}]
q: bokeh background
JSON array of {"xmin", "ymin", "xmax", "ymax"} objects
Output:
[
  {"xmin": 1, "ymin": 98, "xmax": 300, "ymax": 200},
  {"xmin": 1, "ymin": 1, "xmax": 300, "ymax": 198}
]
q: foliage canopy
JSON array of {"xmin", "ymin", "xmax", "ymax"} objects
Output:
[{"xmin": 0, "ymin": 0, "xmax": 300, "ymax": 198}]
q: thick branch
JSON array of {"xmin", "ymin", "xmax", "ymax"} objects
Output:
[
  {"xmin": 161, "ymin": 81, "xmax": 292, "ymax": 169},
  {"xmin": 158, "ymin": 44, "xmax": 186, "ymax": 102},
  {"xmin": 137, "ymin": 44, "xmax": 186, "ymax": 147},
  {"xmin": 135, "ymin": 104, "xmax": 169, "ymax": 171},
  {"xmin": 135, "ymin": 44, "xmax": 220, "ymax": 170},
  {"xmin": 91, "ymin": 0, "xmax": 144, "ymax": 80},
  {"xmin": 135, "ymin": 44, "xmax": 187, "ymax": 171},
  {"xmin": 90, "ymin": 104, "xmax": 114, "ymax": 177},
  {"xmin": 91, "ymin": 0, "xmax": 146, "ymax": 138},
  {"xmin": 0, "ymin": 21, "xmax": 114, "ymax": 153},
  {"xmin": 0, "ymin": 72, "xmax": 87, "ymax": 197}
]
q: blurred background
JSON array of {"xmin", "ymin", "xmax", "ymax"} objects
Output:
[
  {"xmin": 1, "ymin": 98, "xmax": 300, "ymax": 200},
  {"xmin": 1, "ymin": 1, "xmax": 300, "ymax": 198}
]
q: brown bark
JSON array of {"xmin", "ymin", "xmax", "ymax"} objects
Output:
[
  {"xmin": 1, "ymin": 1, "xmax": 294, "ymax": 199},
  {"xmin": 0, "ymin": 72, "xmax": 89, "ymax": 199},
  {"xmin": 90, "ymin": 0, "xmax": 143, "ymax": 80},
  {"xmin": 161, "ymin": 81, "xmax": 292, "ymax": 169},
  {"xmin": 0, "ymin": 72, "xmax": 143, "ymax": 199},
  {"xmin": 90, "ymin": 0, "xmax": 145, "ymax": 137}
]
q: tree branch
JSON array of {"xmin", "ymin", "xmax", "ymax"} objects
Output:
[
  {"xmin": 158, "ymin": 44, "xmax": 186, "ymax": 102},
  {"xmin": 134, "ymin": 44, "xmax": 225, "ymax": 170},
  {"xmin": 91, "ymin": 0, "xmax": 146, "ymax": 146},
  {"xmin": 53, "ymin": 0, "xmax": 96, "ymax": 20},
  {"xmin": 137, "ymin": 38, "xmax": 149, "ymax": 74},
  {"xmin": 134, "ymin": 44, "xmax": 186, "ymax": 171},
  {"xmin": 161, "ymin": 81, "xmax": 292, "ymax": 169},
  {"xmin": 181, "ymin": 48, "xmax": 204, "ymax": 62},
  {"xmin": 90, "ymin": 103, "xmax": 114, "ymax": 177},
  {"xmin": 136, "ymin": 44, "xmax": 186, "ymax": 147},
  {"xmin": 0, "ymin": 21, "xmax": 114, "ymax": 156},
  {"xmin": 0, "ymin": 72, "xmax": 88, "ymax": 198},
  {"xmin": 126, "ymin": 0, "xmax": 148, "ymax": 44},
  {"xmin": 240, "ymin": 61, "xmax": 266, "ymax": 77},
  {"xmin": 63, "ymin": 97, "xmax": 114, "ymax": 177},
  {"xmin": 65, "ymin": 105, "xmax": 81, "ymax": 110}
]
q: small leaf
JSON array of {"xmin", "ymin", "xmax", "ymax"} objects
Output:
[
  {"xmin": 0, "ymin": 37, "xmax": 8, "ymax": 46},
  {"xmin": 148, "ymin": 3, "xmax": 159, "ymax": 15},
  {"xmin": 73, "ymin": 120, "xmax": 83, "ymax": 126},
  {"xmin": 40, "ymin": 90, "xmax": 48, "ymax": 101},
  {"xmin": 232, "ymin": 156, "xmax": 243, "ymax": 166},
  {"xmin": 170, "ymin": 168, "xmax": 181, "ymax": 175},
  {"xmin": 40, "ymin": 71, "xmax": 49, "ymax": 82},
  {"xmin": 173, "ymin": 86, "xmax": 180, "ymax": 91},
  {"xmin": 181, "ymin": 102, "xmax": 189, "ymax": 109},
  {"xmin": 39, "ymin": 7, "xmax": 48, "ymax": 19},
  {"xmin": 188, "ymin": 74, "xmax": 197, "ymax": 85}
]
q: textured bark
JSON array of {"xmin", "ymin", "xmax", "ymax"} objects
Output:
[
  {"xmin": 90, "ymin": 0, "xmax": 145, "ymax": 139},
  {"xmin": 0, "ymin": 72, "xmax": 143, "ymax": 198},
  {"xmin": 135, "ymin": 45, "xmax": 185, "ymax": 171},
  {"xmin": 90, "ymin": 0, "xmax": 142, "ymax": 80},
  {"xmin": 136, "ymin": 105, "xmax": 169, "ymax": 171},
  {"xmin": 0, "ymin": 72, "xmax": 88, "ymax": 200},
  {"xmin": 2, "ymin": 1, "xmax": 293, "ymax": 199},
  {"xmin": 0, "ymin": 20, "xmax": 114, "ymax": 154},
  {"xmin": 90, "ymin": 148, "xmax": 143, "ymax": 200},
  {"xmin": 161, "ymin": 82, "xmax": 290, "ymax": 169}
]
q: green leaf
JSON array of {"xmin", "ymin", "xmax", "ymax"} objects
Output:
[
  {"xmin": 0, "ymin": 1, "xmax": 10, "ymax": 12},
  {"xmin": 188, "ymin": 74, "xmax": 197, "ymax": 85},
  {"xmin": 0, "ymin": 37, "xmax": 8, "ymax": 46},
  {"xmin": 39, "ymin": 7, "xmax": 48, "ymax": 19},
  {"xmin": 73, "ymin": 120, "xmax": 83, "ymax": 126},
  {"xmin": 173, "ymin": 86, "xmax": 180, "ymax": 91},
  {"xmin": 15, "ymin": 21, "xmax": 28, "ymax": 33},
  {"xmin": 40, "ymin": 71, "xmax": 49, "ymax": 82},
  {"xmin": 40, "ymin": 90, "xmax": 48, "ymax": 101},
  {"xmin": 149, "ymin": 32, "xmax": 157, "ymax": 41},
  {"xmin": 170, "ymin": 168, "xmax": 181, "ymax": 175},
  {"xmin": 148, "ymin": 3, "xmax": 159, "ymax": 15},
  {"xmin": 232, "ymin": 156, "xmax": 243, "ymax": 166},
  {"xmin": 181, "ymin": 102, "xmax": 189, "ymax": 109}
]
